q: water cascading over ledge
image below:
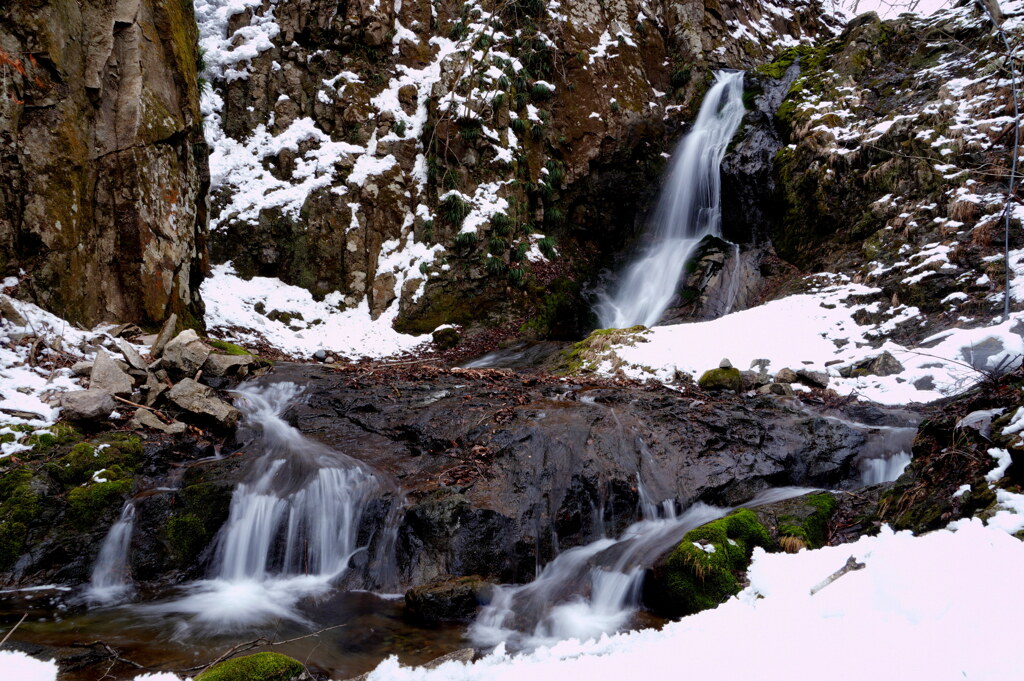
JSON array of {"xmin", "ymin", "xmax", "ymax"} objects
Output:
[
  {"xmin": 141, "ymin": 380, "xmax": 402, "ymax": 630},
  {"xmin": 596, "ymin": 71, "xmax": 747, "ymax": 329}
]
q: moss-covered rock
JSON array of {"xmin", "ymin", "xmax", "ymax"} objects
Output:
[
  {"xmin": 698, "ymin": 367, "xmax": 742, "ymax": 392},
  {"xmin": 0, "ymin": 468, "xmax": 44, "ymax": 570},
  {"xmin": 195, "ymin": 652, "xmax": 305, "ymax": 681},
  {"xmin": 67, "ymin": 479, "xmax": 132, "ymax": 528},
  {"xmin": 559, "ymin": 325, "xmax": 648, "ymax": 375},
  {"xmin": 643, "ymin": 509, "xmax": 772, "ymax": 617},
  {"xmin": 755, "ymin": 492, "xmax": 837, "ymax": 552}
]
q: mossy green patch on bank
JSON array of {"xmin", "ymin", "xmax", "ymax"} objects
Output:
[
  {"xmin": 208, "ymin": 339, "xmax": 252, "ymax": 356},
  {"xmin": 559, "ymin": 325, "xmax": 648, "ymax": 375},
  {"xmin": 0, "ymin": 468, "xmax": 44, "ymax": 570},
  {"xmin": 164, "ymin": 481, "xmax": 234, "ymax": 567},
  {"xmin": 777, "ymin": 492, "xmax": 837, "ymax": 548},
  {"xmin": 195, "ymin": 652, "xmax": 304, "ymax": 681},
  {"xmin": 67, "ymin": 479, "xmax": 132, "ymax": 528},
  {"xmin": 645, "ymin": 509, "xmax": 772, "ymax": 617}
]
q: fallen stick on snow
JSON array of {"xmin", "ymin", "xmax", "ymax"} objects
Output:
[{"xmin": 810, "ymin": 556, "xmax": 865, "ymax": 596}]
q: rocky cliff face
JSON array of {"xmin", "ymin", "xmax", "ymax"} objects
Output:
[
  {"xmin": 198, "ymin": 0, "xmax": 838, "ymax": 337},
  {"xmin": 0, "ymin": 0, "xmax": 208, "ymax": 329}
]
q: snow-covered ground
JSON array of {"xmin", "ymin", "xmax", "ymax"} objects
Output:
[
  {"xmin": 201, "ymin": 263, "xmax": 432, "ymax": 359},
  {"xmin": 590, "ymin": 277, "xmax": 1024, "ymax": 405}
]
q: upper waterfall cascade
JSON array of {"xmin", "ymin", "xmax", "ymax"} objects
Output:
[{"xmin": 596, "ymin": 70, "xmax": 747, "ymax": 329}]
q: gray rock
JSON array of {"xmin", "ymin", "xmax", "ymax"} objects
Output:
[
  {"xmin": 314, "ymin": 349, "xmax": 327, "ymax": 361},
  {"xmin": 60, "ymin": 389, "xmax": 116, "ymax": 421},
  {"xmin": 839, "ymin": 351, "xmax": 905, "ymax": 378},
  {"xmin": 775, "ymin": 368, "xmax": 798, "ymax": 383},
  {"xmin": 118, "ymin": 339, "xmax": 149, "ymax": 372},
  {"xmin": 719, "ymin": 358, "xmax": 733, "ymax": 369},
  {"xmin": 142, "ymin": 371, "xmax": 169, "ymax": 407},
  {"xmin": 162, "ymin": 329, "xmax": 211, "ymax": 377},
  {"xmin": 0, "ymin": 295, "xmax": 26, "ymax": 327},
  {"xmin": 129, "ymin": 408, "xmax": 187, "ymax": 435},
  {"xmin": 90, "ymin": 348, "xmax": 134, "ymax": 396},
  {"xmin": 71, "ymin": 361, "xmax": 94, "ymax": 377},
  {"xmin": 758, "ymin": 382, "xmax": 795, "ymax": 397},
  {"xmin": 168, "ymin": 378, "xmax": 241, "ymax": 428},
  {"xmin": 203, "ymin": 353, "xmax": 257, "ymax": 377},
  {"xmin": 150, "ymin": 313, "xmax": 178, "ymax": 358},
  {"xmin": 796, "ymin": 368, "xmax": 830, "ymax": 389}
]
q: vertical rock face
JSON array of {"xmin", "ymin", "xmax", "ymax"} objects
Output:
[
  {"xmin": 0, "ymin": 0, "xmax": 208, "ymax": 329},
  {"xmin": 199, "ymin": 0, "xmax": 837, "ymax": 334}
]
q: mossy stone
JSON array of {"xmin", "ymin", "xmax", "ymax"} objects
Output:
[
  {"xmin": 776, "ymin": 492, "xmax": 837, "ymax": 548},
  {"xmin": 698, "ymin": 367, "xmax": 742, "ymax": 392},
  {"xmin": 432, "ymin": 327, "xmax": 460, "ymax": 350},
  {"xmin": 67, "ymin": 480, "xmax": 132, "ymax": 528},
  {"xmin": 195, "ymin": 652, "xmax": 304, "ymax": 681},
  {"xmin": 645, "ymin": 509, "xmax": 772, "ymax": 617}
]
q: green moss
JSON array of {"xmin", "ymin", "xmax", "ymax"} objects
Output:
[
  {"xmin": 45, "ymin": 435, "xmax": 141, "ymax": 488},
  {"xmin": 167, "ymin": 513, "xmax": 207, "ymax": 565},
  {"xmin": 652, "ymin": 509, "xmax": 772, "ymax": 617},
  {"xmin": 24, "ymin": 423, "xmax": 80, "ymax": 452},
  {"xmin": 195, "ymin": 652, "xmax": 304, "ymax": 681},
  {"xmin": 67, "ymin": 479, "xmax": 132, "ymax": 528},
  {"xmin": 777, "ymin": 493, "xmax": 836, "ymax": 548},
  {"xmin": 559, "ymin": 325, "xmax": 648, "ymax": 375},
  {"xmin": 698, "ymin": 367, "xmax": 742, "ymax": 392},
  {"xmin": 208, "ymin": 339, "xmax": 252, "ymax": 356},
  {"xmin": 0, "ymin": 468, "xmax": 43, "ymax": 570}
]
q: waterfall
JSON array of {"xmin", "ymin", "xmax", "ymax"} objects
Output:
[
  {"xmin": 211, "ymin": 381, "xmax": 381, "ymax": 582},
  {"xmin": 596, "ymin": 71, "xmax": 746, "ymax": 329},
  {"xmin": 85, "ymin": 503, "xmax": 136, "ymax": 605},
  {"xmin": 470, "ymin": 486, "xmax": 814, "ymax": 650},
  {"xmin": 142, "ymin": 380, "xmax": 398, "ymax": 630}
]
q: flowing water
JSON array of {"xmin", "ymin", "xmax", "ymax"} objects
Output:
[
  {"xmin": 470, "ymin": 485, "xmax": 816, "ymax": 651},
  {"xmin": 139, "ymin": 380, "xmax": 398, "ymax": 632},
  {"xmin": 85, "ymin": 503, "xmax": 136, "ymax": 605},
  {"xmin": 596, "ymin": 70, "xmax": 746, "ymax": 329}
]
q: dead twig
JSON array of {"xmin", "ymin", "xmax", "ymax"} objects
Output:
[
  {"xmin": 0, "ymin": 613, "xmax": 27, "ymax": 647},
  {"xmin": 810, "ymin": 555, "xmax": 866, "ymax": 596}
]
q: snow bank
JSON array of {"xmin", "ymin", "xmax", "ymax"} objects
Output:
[
  {"xmin": 201, "ymin": 263, "xmax": 431, "ymax": 359},
  {"xmin": 0, "ymin": 651, "xmax": 59, "ymax": 681},
  {"xmin": 597, "ymin": 280, "xmax": 1024, "ymax": 405}
]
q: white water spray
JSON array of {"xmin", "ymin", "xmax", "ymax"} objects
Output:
[{"xmin": 597, "ymin": 71, "xmax": 746, "ymax": 329}]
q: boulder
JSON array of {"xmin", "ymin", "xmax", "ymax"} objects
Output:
[
  {"xmin": 840, "ymin": 351, "xmax": 905, "ymax": 378},
  {"xmin": 118, "ymin": 339, "xmax": 149, "ymax": 372},
  {"xmin": 775, "ymin": 368, "xmax": 798, "ymax": 383},
  {"xmin": 150, "ymin": 313, "xmax": 178, "ymax": 358},
  {"xmin": 168, "ymin": 378, "xmax": 241, "ymax": 428},
  {"xmin": 758, "ymin": 382, "xmax": 795, "ymax": 397},
  {"xmin": 59, "ymin": 390, "xmax": 116, "ymax": 421},
  {"xmin": 719, "ymin": 357, "xmax": 733, "ymax": 369},
  {"xmin": 90, "ymin": 349, "xmax": 134, "ymax": 396},
  {"xmin": 71, "ymin": 361, "xmax": 94, "ymax": 377},
  {"xmin": 698, "ymin": 367, "xmax": 742, "ymax": 392},
  {"xmin": 142, "ymin": 371, "xmax": 169, "ymax": 407},
  {"xmin": 162, "ymin": 330, "xmax": 211, "ymax": 377},
  {"xmin": 0, "ymin": 295, "xmax": 26, "ymax": 327},
  {"xmin": 129, "ymin": 408, "xmax": 187, "ymax": 435},
  {"xmin": 796, "ymin": 368, "xmax": 829, "ymax": 389},
  {"xmin": 194, "ymin": 652, "xmax": 305, "ymax": 681},
  {"xmin": 432, "ymin": 327, "xmax": 461, "ymax": 350},
  {"xmin": 404, "ymin": 576, "xmax": 492, "ymax": 624},
  {"xmin": 202, "ymin": 353, "xmax": 257, "ymax": 377}
]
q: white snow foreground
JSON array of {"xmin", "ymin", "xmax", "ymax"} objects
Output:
[{"xmin": 591, "ymin": 278, "xmax": 1024, "ymax": 405}]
